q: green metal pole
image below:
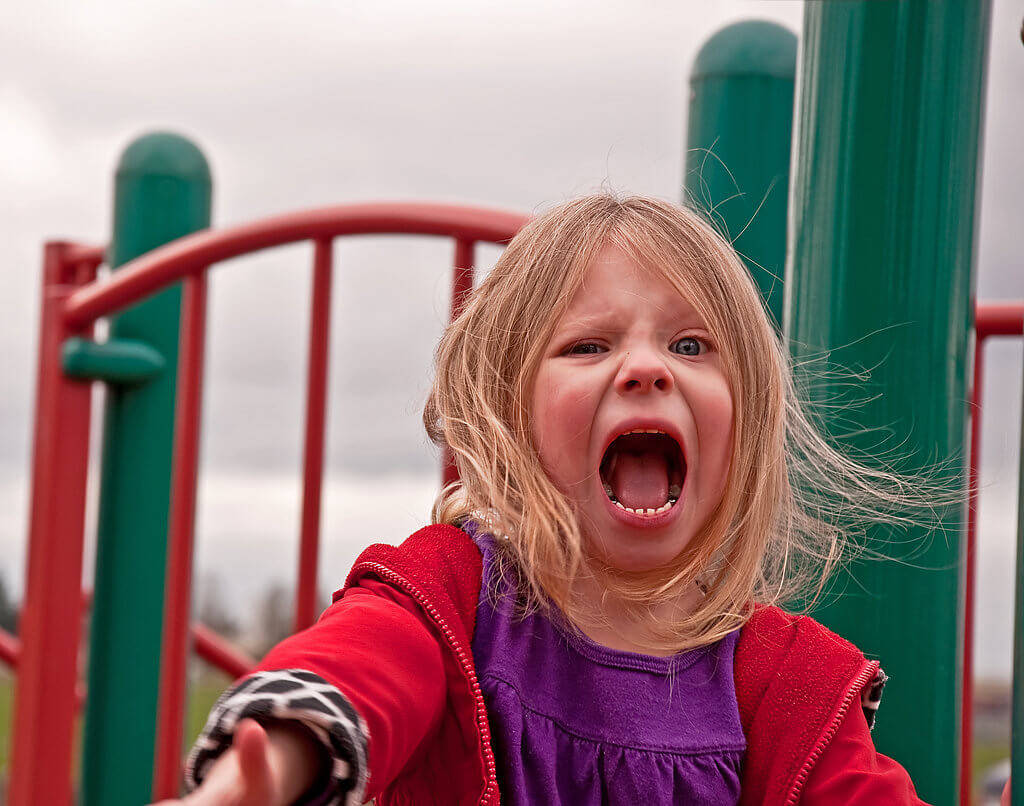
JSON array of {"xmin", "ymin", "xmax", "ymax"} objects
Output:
[
  {"xmin": 786, "ymin": 3, "xmax": 990, "ymax": 803},
  {"xmin": 684, "ymin": 20, "xmax": 796, "ymax": 326},
  {"xmin": 81, "ymin": 132, "xmax": 211, "ymax": 806}
]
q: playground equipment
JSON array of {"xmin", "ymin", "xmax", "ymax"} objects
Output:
[
  {"xmin": 81, "ymin": 133, "xmax": 211, "ymax": 806},
  {"xmin": 684, "ymin": 19, "xmax": 796, "ymax": 327},
  {"xmin": 4, "ymin": 3, "xmax": 1019, "ymax": 804},
  {"xmin": 684, "ymin": 7, "xmax": 996, "ymax": 803},
  {"xmin": 789, "ymin": 5, "xmax": 991, "ymax": 802},
  {"xmin": 7, "ymin": 157, "xmax": 527, "ymax": 804}
]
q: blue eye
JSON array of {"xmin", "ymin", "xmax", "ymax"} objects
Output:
[{"xmin": 670, "ymin": 337, "xmax": 704, "ymax": 356}]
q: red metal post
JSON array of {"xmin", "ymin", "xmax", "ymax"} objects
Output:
[
  {"xmin": 296, "ymin": 239, "xmax": 334, "ymax": 632},
  {"xmin": 9, "ymin": 243, "xmax": 96, "ymax": 806},
  {"xmin": 153, "ymin": 271, "xmax": 209, "ymax": 801},
  {"xmin": 960, "ymin": 303, "xmax": 1023, "ymax": 805},
  {"xmin": 443, "ymin": 239, "xmax": 476, "ymax": 487}
]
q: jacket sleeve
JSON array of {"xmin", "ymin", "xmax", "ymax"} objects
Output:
[
  {"xmin": 800, "ymin": 702, "xmax": 929, "ymax": 804},
  {"xmin": 259, "ymin": 578, "xmax": 448, "ymax": 796},
  {"xmin": 186, "ymin": 577, "xmax": 447, "ymax": 805}
]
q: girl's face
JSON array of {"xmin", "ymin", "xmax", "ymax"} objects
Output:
[{"xmin": 530, "ymin": 244, "xmax": 734, "ymax": 572}]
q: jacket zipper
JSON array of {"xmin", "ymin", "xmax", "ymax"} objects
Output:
[
  {"xmin": 782, "ymin": 659, "xmax": 880, "ymax": 805},
  {"xmin": 352, "ymin": 561, "xmax": 500, "ymax": 806}
]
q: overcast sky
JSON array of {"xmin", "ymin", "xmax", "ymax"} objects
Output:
[{"xmin": 2, "ymin": 0, "xmax": 1022, "ymax": 677}]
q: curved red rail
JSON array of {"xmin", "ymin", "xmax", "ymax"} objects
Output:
[
  {"xmin": 63, "ymin": 202, "xmax": 528, "ymax": 328},
  {"xmin": 12, "ymin": 200, "xmax": 527, "ymax": 806}
]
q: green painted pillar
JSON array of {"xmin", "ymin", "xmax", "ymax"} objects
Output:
[
  {"xmin": 82, "ymin": 132, "xmax": 211, "ymax": 806},
  {"xmin": 684, "ymin": 20, "xmax": 796, "ymax": 326},
  {"xmin": 786, "ymin": 3, "xmax": 990, "ymax": 803}
]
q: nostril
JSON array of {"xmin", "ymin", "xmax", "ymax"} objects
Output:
[{"xmin": 654, "ymin": 378, "xmax": 667, "ymax": 390}]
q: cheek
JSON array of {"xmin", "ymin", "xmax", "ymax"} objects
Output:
[
  {"xmin": 531, "ymin": 370, "xmax": 598, "ymax": 476},
  {"xmin": 696, "ymin": 378, "xmax": 735, "ymax": 489}
]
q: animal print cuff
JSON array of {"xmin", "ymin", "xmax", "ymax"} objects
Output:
[
  {"xmin": 185, "ymin": 669, "xmax": 369, "ymax": 806},
  {"xmin": 860, "ymin": 667, "xmax": 887, "ymax": 730}
]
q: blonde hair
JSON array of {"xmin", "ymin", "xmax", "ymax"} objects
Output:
[{"xmin": 424, "ymin": 193, "xmax": 942, "ymax": 654}]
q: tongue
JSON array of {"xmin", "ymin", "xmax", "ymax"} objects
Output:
[{"xmin": 609, "ymin": 451, "xmax": 669, "ymax": 510}]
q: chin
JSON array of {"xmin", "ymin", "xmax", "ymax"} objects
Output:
[{"xmin": 588, "ymin": 527, "xmax": 689, "ymax": 574}]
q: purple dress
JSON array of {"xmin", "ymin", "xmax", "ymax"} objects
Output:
[{"xmin": 469, "ymin": 528, "xmax": 745, "ymax": 805}]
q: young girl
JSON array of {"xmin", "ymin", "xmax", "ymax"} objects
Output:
[{"xmin": 162, "ymin": 194, "xmax": 935, "ymax": 805}]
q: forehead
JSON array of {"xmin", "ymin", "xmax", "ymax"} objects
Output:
[{"xmin": 557, "ymin": 244, "xmax": 701, "ymax": 324}]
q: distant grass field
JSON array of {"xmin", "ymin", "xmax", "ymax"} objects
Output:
[
  {"xmin": 0, "ymin": 668, "xmax": 232, "ymax": 801},
  {"xmin": 184, "ymin": 670, "xmax": 233, "ymax": 746},
  {"xmin": 0, "ymin": 673, "xmax": 11, "ymax": 782}
]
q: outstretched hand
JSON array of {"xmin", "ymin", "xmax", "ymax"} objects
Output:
[{"xmin": 150, "ymin": 719, "xmax": 290, "ymax": 806}]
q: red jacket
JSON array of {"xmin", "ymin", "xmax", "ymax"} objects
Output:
[{"xmin": 261, "ymin": 525, "xmax": 925, "ymax": 804}]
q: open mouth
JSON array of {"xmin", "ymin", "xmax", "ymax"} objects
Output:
[{"xmin": 599, "ymin": 429, "xmax": 685, "ymax": 516}]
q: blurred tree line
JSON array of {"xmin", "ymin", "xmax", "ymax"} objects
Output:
[
  {"xmin": 0, "ymin": 572, "xmax": 18, "ymax": 634},
  {"xmin": 0, "ymin": 568, "xmax": 326, "ymax": 657},
  {"xmin": 194, "ymin": 573, "xmax": 328, "ymax": 657}
]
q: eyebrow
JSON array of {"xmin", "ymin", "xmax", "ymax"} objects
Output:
[
  {"xmin": 555, "ymin": 314, "xmax": 619, "ymax": 333},
  {"xmin": 556, "ymin": 306, "xmax": 707, "ymax": 334}
]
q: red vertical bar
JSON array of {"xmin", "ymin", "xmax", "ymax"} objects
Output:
[
  {"xmin": 153, "ymin": 271, "xmax": 208, "ymax": 801},
  {"xmin": 9, "ymin": 243, "xmax": 95, "ymax": 806},
  {"xmin": 295, "ymin": 239, "xmax": 334, "ymax": 632},
  {"xmin": 961, "ymin": 334, "xmax": 985, "ymax": 806},
  {"xmin": 442, "ymin": 239, "xmax": 475, "ymax": 487}
]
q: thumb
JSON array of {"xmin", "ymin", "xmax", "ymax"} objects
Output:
[{"xmin": 234, "ymin": 719, "xmax": 277, "ymax": 805}]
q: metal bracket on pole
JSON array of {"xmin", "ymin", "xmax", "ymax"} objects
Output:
[{"xmin": 62, "ymin": 337, "xmax": 166, "ymax": 385}]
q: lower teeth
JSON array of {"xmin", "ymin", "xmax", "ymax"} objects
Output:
[{"xmin": 603, "ymin": 484, "xmax": 680, "ymax": 516}]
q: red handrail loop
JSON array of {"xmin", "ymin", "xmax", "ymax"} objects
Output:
[{"xmin": 13, "ymin": 201, "xmax": 527, "ymax": 806}]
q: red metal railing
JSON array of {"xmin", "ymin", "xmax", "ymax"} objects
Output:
[
  {"xmin": 961, "ymin": 303, "xmax": 1024, "ymax": 805},
  {"xmin": 2, "ymin": 200, "xmax": 1016, "ymax": 802},
  {"xmin": 6, "ymin": 202, "xmax": 527, "ymax": 806}
]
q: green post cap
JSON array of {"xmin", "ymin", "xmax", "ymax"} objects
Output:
[
  {"xmin": 115, "ymin": 131, "xmax": 211, "ymax": 183},
  {"xmin": 691, "ymin": 20, "xmax": 797, "ymax": 82}
]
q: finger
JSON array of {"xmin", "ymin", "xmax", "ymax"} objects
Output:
[{"xmin": 234, "ymin": 719, "xmax": 277, "ymax": 804}]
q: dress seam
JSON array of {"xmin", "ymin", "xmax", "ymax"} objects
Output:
[
  {"xmin": 481, "ymin": 673, "xmax": 747, "ymax": 758},
  {"xmin": 555, "ymin": 627, "xmax": 711, "ymax": 674}
]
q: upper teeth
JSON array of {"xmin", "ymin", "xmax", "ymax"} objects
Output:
[{"xmin": 621, "ymin": 428, "xmax": 666, "ymax": 436}]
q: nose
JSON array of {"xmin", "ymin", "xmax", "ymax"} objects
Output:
[{"xmin": 614, "ymin": 346, "xmax": 673, "ymax": 394}]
